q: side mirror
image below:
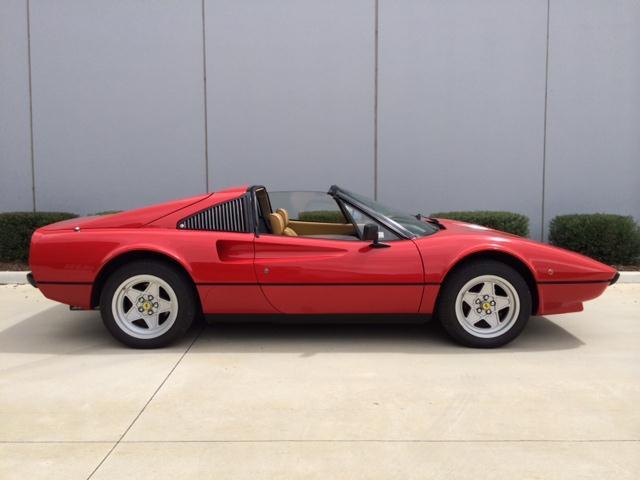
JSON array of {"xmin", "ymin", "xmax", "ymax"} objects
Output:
[{"xmin": 362, "ymin": 223, "xmax": 390, "ymax": 248}]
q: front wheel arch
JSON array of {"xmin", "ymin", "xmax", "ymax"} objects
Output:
[
  {"xmin": 91, "ymin": 250, "xmax": 201, "ymax": 314},
  {"xmin": 436, "ymin": 250, "xmax": 538, "ymax": 315}
]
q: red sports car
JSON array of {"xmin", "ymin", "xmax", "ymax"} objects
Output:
[{"xmin": 28, "ymin": 185, "xmax": 618, "ymax": 348}]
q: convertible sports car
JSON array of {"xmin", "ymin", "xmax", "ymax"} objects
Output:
[{"xmin": 28, "ymin": 185, "xmax": 618, "ymax": 348}]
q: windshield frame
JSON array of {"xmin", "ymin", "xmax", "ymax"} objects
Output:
[{"xmin": 328, "ymin": 185, "xmax": 431, "ymax": 240}]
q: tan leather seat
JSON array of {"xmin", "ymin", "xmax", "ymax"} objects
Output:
[
  {"xmin": 276, "ymin": 208, "xmax": 298, "ymax": 236},
  {"xmin": 269, "ymin": 212, "xmax": 285, "ymax": 235},
  {"xmin": 269, "ymin": 208, "xmax": 297, "ymax": 236},
  {"xmin": 275, "ymin": 208, "xmax": 287, "ymax": 224}
]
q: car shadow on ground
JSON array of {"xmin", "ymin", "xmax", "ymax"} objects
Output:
[{"xmin": 0, "ymin": 304, "xmax": 584, "ymax": 355}]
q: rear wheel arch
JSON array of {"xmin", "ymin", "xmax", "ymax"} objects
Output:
[
  {"xmin": 91, "ymin": 250, "xmax": 200, "ymax": 312},
  {"xmin": 437, "ymin": 250, "xmax": 539, "ymax": 315}
]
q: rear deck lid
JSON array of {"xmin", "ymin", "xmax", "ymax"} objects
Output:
[{"xmin": 39, "ymin": 194, "xmax": 211, "ymax": 231}]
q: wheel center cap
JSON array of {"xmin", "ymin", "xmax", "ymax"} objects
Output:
[
  {"xmin": 143, "ymin": 302, "xmax": 151, "ymax": 311},
  {"xmin": 482, "ymin": 302, "xmax": 491, "ymax": 310}
]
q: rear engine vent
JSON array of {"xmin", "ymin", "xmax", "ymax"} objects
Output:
[{"xmin": 178, "ymin": 195, "xmax": 250, "ymax": 233}]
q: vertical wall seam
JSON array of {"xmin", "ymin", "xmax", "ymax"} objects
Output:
[
  {"xmin": 26, "ymin": 0, "xmax": 36, "ymax": 211},
  {"xmin": 373, "ymin": 0, "xmax": 379, "ymax": 199},
  {"xmin": 540, "ymin": 0, "xmax": 551, "ymax": 240},
  {"xmin": 201, "ymin": 0, "xmax": 210, "ymax": 192}
]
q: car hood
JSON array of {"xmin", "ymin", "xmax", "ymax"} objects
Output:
[{"xmin": 39, "ymin": 194, "xmax": 211, "ymax": 231}]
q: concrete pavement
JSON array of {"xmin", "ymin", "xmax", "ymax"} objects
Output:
[{"xmin": 0, "ymin": 284, "xmax": 638, "ymax": 479}]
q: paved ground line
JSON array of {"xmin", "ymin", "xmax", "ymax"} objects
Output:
[
  {"xmin": 116, "ymin": 439, "xmax": 640, "ymax": 444},
  {"xmin": 2, "ymin": 439, "xmax": 639, "ymax": 445},
  {"xmin": 85, "ymin": 326, "xmax": 205, "ymax": 480}
]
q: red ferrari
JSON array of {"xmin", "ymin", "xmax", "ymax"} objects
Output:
[{"xmin": 28, "ymin": 185, "xmax": 618, "ymax": 348}]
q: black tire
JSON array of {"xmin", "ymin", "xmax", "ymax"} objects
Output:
[
  {"xmin": 436, "ymin": 260, "xmax": 531, "ymax": 348},
  {"xmin": 99, "ymin": 260, "xmax": 197, "ymax": 348}
]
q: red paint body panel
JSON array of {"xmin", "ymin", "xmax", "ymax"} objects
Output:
[
  {"xmin": 261, "ymin": 285, "xmax": 423, "ymax": 314},
  {"xmin": 29, "ymin": 189, "xmax": 617, "ymax": 316},
  {"xmin": 41, "ymin": 194, "xmax": 212, "ymax": 231},
  {"xmin": 419, "ymin": 219, "xmax": 616, "ymax": 284},
  {"xmin": 30, "ymin": 230, "xmax": 258, "ymax": 285},
  {"xmin": 198, "ymin": 285, "xmax": 278, "ymax": 314},
  {"xmin": 253, "ymin": 235, "xmax": 424, "ymax": 313},
  {"xmin": 419, "ymin": 285, "xmax": 440, "ymax": 314},
  {"xmin": 537, "ymin": 282, "xmax": 609, "ymax": 315},
  {"xmin": 417, "ymin": 219, "xmax": 616, "ymax": 314},
  {"xmin": 253, "ymin": 235, "xmax": 423, "ymax": 283},
  {"xmin": 37, "ymin": 284, "xmax": 93, "ymax": 310}
]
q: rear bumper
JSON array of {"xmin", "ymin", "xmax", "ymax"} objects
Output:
[
  {"xmin": 36, "ymin": 282, "xmax": 93, "ymax": 309},
  {"xmin": 26, "ymin": 272, "xmax": 37, "ymax": 288}
]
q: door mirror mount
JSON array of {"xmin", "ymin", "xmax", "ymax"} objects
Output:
[{"xmin": 362, "ymin": 223, "xmax": 390, "ymax": 248}]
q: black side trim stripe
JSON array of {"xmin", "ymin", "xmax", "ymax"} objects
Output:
[
  {"xmin": 39, "ymin": 280, "xmax": 611, "ymax": 287},
  {"xmin": 39, "ymin": 279, "xmax": 614, "ymax": 287},
  {"xmin": 196, "ymin": 282, "xmax": 441, "ymax": 287},
  {"xmin": 538, "ymin": 280, "xmax": 611, "ymax": 285}
]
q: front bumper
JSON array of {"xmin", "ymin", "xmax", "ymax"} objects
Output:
[
  {"xmin": 610, "ymin": 272, "xmax": 620, "ymax": 285},
  {"xmin": 537, "ymin": 281, "xmax": 611, "ymax": 315},
  {"xmin": 26, "ymin": 272, "xmax": 37, "ymax": 288}
]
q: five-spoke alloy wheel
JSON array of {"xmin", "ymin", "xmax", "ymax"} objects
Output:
[
  {"xmin": 437, "ymin": 260, "xmax": 532, "ymax": 348},
  {"xmin": 100, "ymin": 260, "xmax": 197, "ymax": 348},
  {"xmin": 112, "ymin": 274, "xmax": 178, "ymax": 340},
  {"xmin": 455, "ymin": 275, "xmax": 520, "ymax": 339}
]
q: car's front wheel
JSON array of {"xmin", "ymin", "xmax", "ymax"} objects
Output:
[
  {"xmin": 436, "ymin": 260, "xmax": 532, "ymax": 348},
  {"xmin": 99, "ymin": 260, "xmax": 197, "ymax": 348}
]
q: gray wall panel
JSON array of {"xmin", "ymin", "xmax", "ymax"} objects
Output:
[
  {"xmin": 378, "ymin": 0, "xmax": 548, "ymax": 238},
  {"xmin": 1, "ymin": 0, "xmax": 638, "ymax": 244},
  {"xmin": 544, "ymin": 0, "xmax": 640, "ymax": 238},
  {"xmin": 205, "ymin": 0, "xmax": 375, "ymax": 195},
  {"xmin": 0, "ymin": 0, "xmax": 33, "ymax": 211},
  {"xmin": 30, "ymin": 0, "xmax": 206, "ymax": 214}
]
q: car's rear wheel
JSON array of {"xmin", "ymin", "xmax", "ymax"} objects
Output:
[
  {"xmin": 100, "ymin": 260, "xmax": 197, "ymax": 348},
  {"xmin": 436, "ymin": 260, "xmax": 531, "ymax": 348}
]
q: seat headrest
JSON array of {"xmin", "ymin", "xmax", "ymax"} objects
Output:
[
  {"xmin": 276, "ymin": 208, "xmax": 289, "ymax": 226},
  {"xmin": 269, "ymin": 212, "xmax": 285, "ymax": 235}
]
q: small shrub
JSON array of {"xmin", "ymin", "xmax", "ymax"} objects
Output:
[
  {"xmin": 298, "ymin": 210, "xmax": 345, "ymax": 224},
  {"xmin": 430, "ymin": 211, "xmax": 529, "ymax": 237},
  {"xmin": 0, "ymin": 212, "xmax": 78, "ymax": 263},
  {"xmin": 549, "ymin": 214, "xmax": 640, "ymax": 265}
]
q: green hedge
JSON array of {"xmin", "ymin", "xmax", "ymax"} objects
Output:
[
  {"xmin": 549, "ymin": 214, "xmax": 640, "ymax": 265},
  {"xmin": 430, "ymin": 211, "xmax": 529, "ymax": 237},
  {"xmin": 0, "ymin": 212, "xmax": 78, "ymax": 263},
  {"xmin": 298, "ymin": 210, "xmax": 345, "ymax": 224}
]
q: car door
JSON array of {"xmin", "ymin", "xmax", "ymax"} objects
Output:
[{"xmin": 253, "ymin": 234, "xmax": 424, "ymax": 314}]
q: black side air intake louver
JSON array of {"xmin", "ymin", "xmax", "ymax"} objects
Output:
[{"xmin": 178, "ymin": 195, "xmax": 251, "ymax": 232}]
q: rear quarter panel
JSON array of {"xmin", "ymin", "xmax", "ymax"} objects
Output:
[
  {"xmin": 29, "ymin": 187, "xmax": 254, "ymax": 309},
  {"xmin": 29, "ymin": 228, "xmax": 258, "ymax": 309}
]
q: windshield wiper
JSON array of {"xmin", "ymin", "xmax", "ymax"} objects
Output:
[{"xmin": 416, "ymin": 213, "xmax": 445, "ymax": 230}]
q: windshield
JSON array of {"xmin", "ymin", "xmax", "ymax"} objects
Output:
[
  {"xmin": 337, "ymin": 188, "xmax": 438, "ymax": 237},
  {"xmin": 269, "ymin": 191, "xmax": 346, "ymax": 223}
]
